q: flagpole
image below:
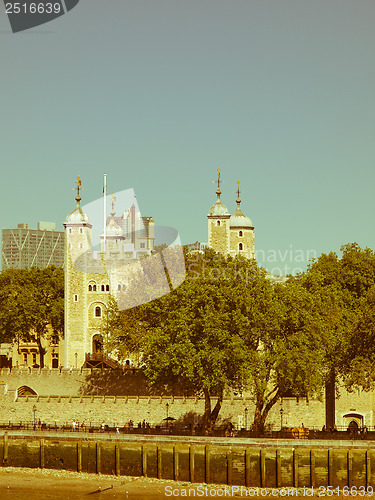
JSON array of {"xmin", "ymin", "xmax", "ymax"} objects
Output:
[{"xmin": 103, "ymin": 173, "xmax": 107, "ymax": 252}]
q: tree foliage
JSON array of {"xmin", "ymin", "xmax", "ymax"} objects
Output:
[
  {"xmin": 0, "ymin": 266, "xmax": 64, "ymax": 367},
  {"xmin": 104, "ymin": 242, "xmax": 375, "ymax": 431}
]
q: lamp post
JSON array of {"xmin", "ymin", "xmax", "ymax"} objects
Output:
[
  {"xmin": 166, "ymin": 402, "xmax": 169, "ymax": 428},
  {"xmin": 244, "ymin": 408, "xmax": 248, "ymax": 431},
  {"xmin": 280, "ymin": 408, "xmax": 284, "ymax": 430},
  {"xmin": 33, "ymin": 405, "xmax": 37, "ymax": 430}
]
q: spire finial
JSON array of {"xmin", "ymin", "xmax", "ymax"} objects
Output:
[
  {"xmin": 234, "ymin": 180, "xmax": 242, "ymax": 208},
  {"xmin": 212, "ymin": 168, "xmax": 224, "ymax": 201},
  {"xmin": 111, "ymin": 193, "xmax": 116, "ymax": 216},
  {"xmin": 73, "ymin": 175, "xmax": 82, "ymax": 205}
]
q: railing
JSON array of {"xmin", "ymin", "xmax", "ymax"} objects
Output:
[
  {"xmin": 0, "ymin": 422, "xmax": 373, "ymax": 440},
  {"xmin": 85, "ymin": 353, "xmax": 124, "ymax": 369}
]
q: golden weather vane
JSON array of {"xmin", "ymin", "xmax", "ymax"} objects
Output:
[
  {"xmin": 111, "ymin": 193, "xmax": 117, "ymax": 213},
  {"xmin": 73, "ymin": 175, "xmax": 82, "ymax": 199},
  {"xmin": 234, "ymin": 180, "xmax": 243, "ymax": 200},
  {"xmin": 212, "ymin": 168, "xmax": 224, "ymax": 192}
]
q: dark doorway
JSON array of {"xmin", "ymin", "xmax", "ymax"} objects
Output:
[
  {"xmin": 92, "ymin": 334, "xmax": 103, "ymax": 354},
  {"xmin": 348, "ymin": 420, "xmax": 359, "ymax": 433}
]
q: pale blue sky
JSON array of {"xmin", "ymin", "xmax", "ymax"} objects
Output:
[{"xmin": 1, "ymin": 0, "xmax": 375, "ymax": 274}]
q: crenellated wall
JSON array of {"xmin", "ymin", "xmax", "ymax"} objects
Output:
[{"xmin": 0, "ymin": 368, "xmax": 372, "ymax": 431}]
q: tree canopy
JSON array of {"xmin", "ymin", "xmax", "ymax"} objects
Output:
[{"xmin": 0, "ymin": 266, "xmax": 64, "ymax": 367}]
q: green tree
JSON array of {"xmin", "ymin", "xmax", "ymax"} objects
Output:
[
  {"xmin": 0, "ymin": 266, "xmax": 64, "ymax": 367},
  {"xmin": 246, "ymin": 278, "xmax": 327, "ymax": 431}
]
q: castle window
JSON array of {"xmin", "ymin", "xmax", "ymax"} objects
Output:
[
  {"xmin": 74, "ymin": 294, "xmax": 78, "ymax": 302},
  {"xmin": 101, "ymin": 284, "xmax": 105, "ymax": 292},
  {"xmin": 88, "ymin": 285, "xmax": 92, "ymax": 292},
  {"xmin": 217, "ymin": 221, "xmax": 221, "ymax": 226},
  {"xmin": 106, "ymin": 284, "xmax": 110, "ymax": 292},
  {"xmin": 69, "ymin": 228, "xmax": 72, "ymax": 234},
  {"xmin": 93, "ymin": 285, "xmax": 97, "ymax": 292},
  {"xmin": 79, "ymin": 243, "xmax": 83, "ymax": 249},
  {"xmin": 95, "ymin": 306, "xmax": 102, "ymax": 318},
  {"xmin": 239, "ymin": 243, "xmax": 243, "ymax": 251},
  {"xmin": 80, "ymin": 228, "xmax": 83, "ymax": 234},
  {"xmin": 118, "ymin": 284, "xmax": 122, "ymax": 291},
  {"xmin": 140, "ymin": 243, "xmax": 145, "ymax": 248},
  {"xmin": 239, "ymin": 231, "xmax": 243, "ymax": 237}
]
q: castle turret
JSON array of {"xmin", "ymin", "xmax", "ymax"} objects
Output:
[
  {"xmin": 100, "ymin": 195, "xmax": 125, "ymax": 257},
  {"xmin": 207, "ymin": 169, "xmax": 231, "ymax": 256},
  {"xmin": 63, "ymin": 176, "xmax": 94, "ymax": 369},
  {"xmin": 229, "ymin": 181, "xmax": 255, "ymax": 260}
]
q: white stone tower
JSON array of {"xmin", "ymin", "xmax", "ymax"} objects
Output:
[
  {"xmin": 63, "ymin": 177, "xmax": 108, "ymax": 369},
  {"xmin": 229, "ymin": 181, "xmax": 255, "ymax": 260},
  {"xmin": 207, "ymin": 168, "xmax": 231, "ymax": 255}
]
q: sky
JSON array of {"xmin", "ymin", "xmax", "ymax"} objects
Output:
[{"xmin": 1, "ymin": 0, "xmax": 375, "ymax": 275}]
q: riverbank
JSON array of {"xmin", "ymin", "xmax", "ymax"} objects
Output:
[{"xmin": 0, "ymin": 467, "xmax": 342, "ymax": 500}]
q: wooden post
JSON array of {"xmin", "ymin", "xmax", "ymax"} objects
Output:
[
  {"xmin": 205, "ymin": 445, "xmax": 210, "ymax": 484},
  {"xmin": 77, "ymin": 442, "xmax": 82, "ymax": 473},
  {"xmin": 310, "ymin": 450, "xmax": 316, "ymax": 487},
  {"xmin": 157, "ymin": 446, "xmax": 162, "ymax": 479},
  {"xmin": 245, "ymin": 449, "xmax": 250, "ymax": 488},
  {"xmin": 260, "ymin": 449, "xmax": 266, "ymax": 487},
  {"xmin": 348, "ymin": 450, "xmax": 353, "ymax": 488},
  {"xmin": 40, "ymin": 438, "xmax": 45, "ymax": 469},
  {"xmin": 328, "ymin": 449, "xmax": 333, "ymax": 486},
  {"xmin": 293, "ymin": 449, "xmax": 299, "ymax": 488},
  {"xmin": 189, "ymin": 446, "xmax": 195, "ymax": 483},
  {"xmin": 3, "ymin": 432, "xmax": 8, "ymax": 464},
  {"xmin": 115, "ymin": 444, "xmax": 120, "ymax": 476},
  {"xmin": 366, "ymin": 450, "xmax": 371, "ymax": 488},
  {"xmin": 96, "ymin": 443, "xmax": 101, "ymax": 475},
  {"xmin": 174, "ymin": 446, "xmax": 179, "ymax": 481},
  {"xmin": 142, "ymin": 445, "xmax": 147, "ymax": 477},
  {"xmin": 227, "ymin": 450, "xmax": 233, "ymax": 486},
  {"xmin": 276, "ymin": 449, "xmax": 281, "ymax": 487}
]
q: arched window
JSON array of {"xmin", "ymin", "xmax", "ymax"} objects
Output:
[
  {"xmin": 88, "ymin": 284, "xmax": 92, "ymax": 292},
  {"xmin": 80, "ymin": 228, "xmax": 83, "ymax": 234},
  {"xmin": 239, "ymin": 243, "xmax": 243, "ymax": 251},
  {"xmin": 106, "ymin": 284, "xmax": 110, "ymax": 292},
  {"xmin": 239, "ymin": 230, "xmax": 243, "ymax": 237},
  {"xmin": 69, "ymin": 228, "xmax": 72, "ymax": 234},
  {"xmin": 217, "ymin": 220, "xmax": 221, "ymax": 226},
  {"xmin": 101, "ymin": 284, "xmax": 105, "ymax": 292},
  {"xmin": 17, "ymin": 385, "xmax": 37, "ymax": 397},
  {"xmin": 118, "ymin": 284, "xmax": 122, "ymax": 291},
  {"xmin": 93, "ymin": 285, "xmax": 97, "ymax": 292},
  {"xmin": 95, "ymin": 306, "xmax": 102, "ymax": 318}
]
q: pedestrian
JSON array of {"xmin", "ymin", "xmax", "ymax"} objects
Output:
[
  {"xmin": 101, "ymin": 421, "xmax": 105, "ymax": 432},
  {"xmin": 116, "ymin": 424, "xmax": 120, "ymax": 434},
  {"xmin": 72, "ymin": 420, "xmax": 76, "ymax": 432},
  {"xmin": 38, "ymin": 418, "xmax": 41, "ymax": 430},
  {"xmin": 81, "ymin": 420, "xmax": 85, "ymax": 432}
]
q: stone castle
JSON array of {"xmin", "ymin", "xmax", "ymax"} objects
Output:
[
  {"xmin": 207, "ymin": 170, "xmax": 255, "ymax": 260},
  {"xmin": 0, "ymin": 172, "xmax": 372, "ymax": 433}
]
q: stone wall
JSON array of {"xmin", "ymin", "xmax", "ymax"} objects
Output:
[{"xmin": 1, "ymin": 368, "xmax": 371, "ymax": 431}]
